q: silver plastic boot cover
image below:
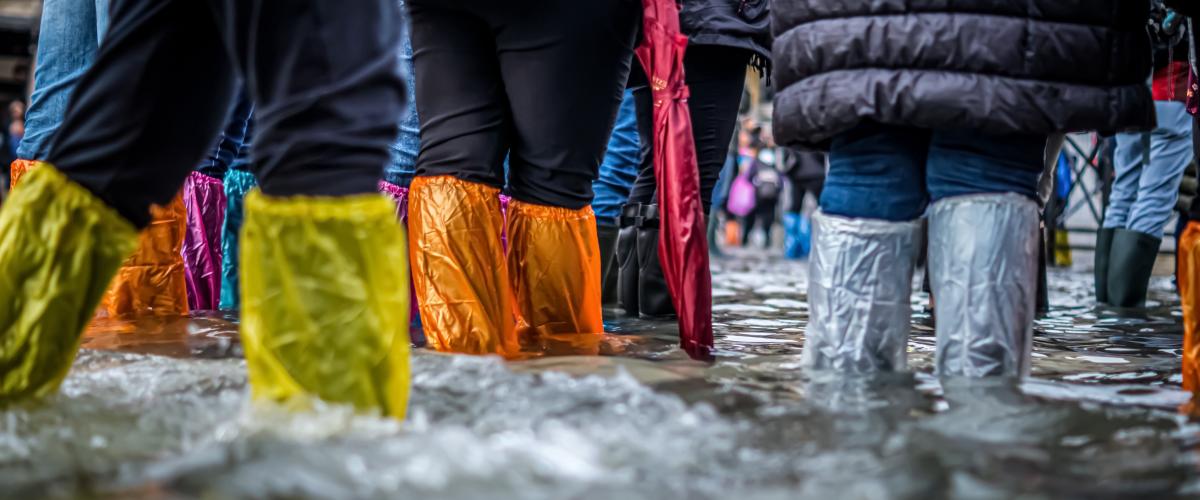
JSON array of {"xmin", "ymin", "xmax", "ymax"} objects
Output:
[
  {"xmin": 930, "ymin": 193, "xmax": 1039, "ymax": 378},
  {"xmin": 804, "ymin": 211, "xmax": 921, "ymax": 373}
]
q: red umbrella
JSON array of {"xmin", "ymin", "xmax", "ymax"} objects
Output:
[{"xmin": 635, "ymin": 0, "xmax": 713, "ymax": 360}]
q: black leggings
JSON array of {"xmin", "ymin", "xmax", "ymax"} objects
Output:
[
  {"xmin": 407, "ymin": 0, "xmax": 640, "ymax": 209},
  {"xmin": 627, "ymin": 44, "xmax": 751, "ymax": 213},
  {"xmin": 787, "ymin": 177, "xmax": 823, "ymax": 213},
  {"xmin": 46, "ymin": 0, "xmax": 405, "ymax": 228}
]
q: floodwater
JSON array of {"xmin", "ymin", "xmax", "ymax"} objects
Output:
[{"xmin": 3, "ymin": 251, "xmax": 1200, "ymax": 499}]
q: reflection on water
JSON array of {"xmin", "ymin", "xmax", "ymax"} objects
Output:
[{"xmin": 3, "ymin": 252, "xmax": 1200, "ymax": 498}]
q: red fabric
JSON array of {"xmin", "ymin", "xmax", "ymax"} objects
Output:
[
  {"xmin": 636, "ymin": 0, "xmax": 714, "ymax": 360},
  {"xmin": 1153, "ymin": 61, "xmax": 1190, "ymax": 102}
]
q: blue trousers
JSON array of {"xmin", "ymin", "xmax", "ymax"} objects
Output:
[
  {"xmin": 384, "ymin": 0, "xmax": 420, "ymax": 188},
  {"xmin": 592, "ymin": 89, "xmax": 640, "ymax": 225},
  {"xmin": 1103, "ymin": 101, "xmax": 1194, "ymax": 238},
  {"xmin": 18, "ymin": 0, "xmax": 109, "ymax": 160},
  {"xmin": 820, "ymin": 123, "xmax": 1046, "ymax": 221}
]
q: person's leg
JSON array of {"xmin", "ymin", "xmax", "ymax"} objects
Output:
[
  {"xmin": 15, "ymin": 0, "xmax": 101, "ymax": 161},
  {"xmin": 806, "ymin": 122, "xmax": 926, "ymax": 371},
  {"xmin": 406, "ymin": 2, "xmax": 515, "ymax": 355},
  {"xmin": 805, "ymin": 122, "xmax": 928, "ymax": 373},
  {"xmin": 494, "ymin": 0, "xmax": 638, "ymax": 337},
  {"xmin": 1, "ymin": 0, "xmax": 237, "ymax": 403},
  {"xmin": 1103, "ymin": 133, "xmax": 1147, "ymax": 230},
  {"xmin": 213, "ymin": 0, "xmax": 411, "ymax": 417},
  {"xmin": 1106, "ymin": 102, "xmax": 1193, "ymax": 307},
  {"xmin": 184, "ymin": 93, "xmax": 253, "ymax": 310},
  {"xmin": 593, "ymin": 89, "xmax": 640, "ymax": 307},
  {"xmin": 759, "ymin": 200, "xmax": 777, "ymax": 248},
  {"xmin": 926, "ymin": 130, "xmax": 1044, "ymax": 377}
]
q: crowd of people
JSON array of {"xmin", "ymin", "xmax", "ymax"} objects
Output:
[{"xmin": 0, "ymin": 0, "xmax": 1195, "ymax": 420}]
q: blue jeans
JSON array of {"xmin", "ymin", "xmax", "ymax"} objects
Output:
[
  {"xmin": 592, "ymin": 89, "xmax": 640, "ymax": 225},
  {"xmin": 384, "ymin": 0, "xmax": 419, "ymax": 187},
  {"xmin": 17, "ymin": 0, "xmax": 109, "ymax": 160},
  {"xmin": 1103, "ymin": 101, "xmax": 1194, "ymax": 238},
  {"xmin": 820, "ymin": 123, "xmax": 1046, "ymax": 221}
]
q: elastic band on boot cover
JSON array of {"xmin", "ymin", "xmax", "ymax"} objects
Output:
[
  {"xmin": 1180, "ymin": 221, "xmax": 1200, "ymax": 415},
  {"xmin": 804, "ymin": 211, "xmax": 921, "ymax": 373},
  {"xmin": 0, "ymin": 165, "xmax": 138, "ymax": 403},
  {"xmin": 183, "ymin": 171, "xmax": 227, "ymax": 311},
  {"xmin": 930, "ymin": 193, "xmax": 1038, "ymax": 378},
  {"xmin": 218, "ymin": 169, "xmax": 258, "ymax": 310},
  {"xmin": 241, "ymin": 191, "xmax": 410, "ymax": 419},
  {"xmin": 506, "ymin": 200, "xmax": 604, "ymax": 340},
  {"xmin": 99, "ymin": 191, "xmax": 189, "ymax": 317},
  {"xmin": 409, "ymin": 176, "xmax": 516, "ymax": 355}
]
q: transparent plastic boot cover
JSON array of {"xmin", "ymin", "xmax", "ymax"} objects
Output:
[
  {"xmin": 929, "ymin": 193, "xmax": 1039, "ymax": 378},
  {"xmin": 804, "ymin": 211, "xmax": 921, "ymax": 373}
]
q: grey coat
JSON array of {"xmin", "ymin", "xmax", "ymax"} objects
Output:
[{"xmin": 771, "ymin": 0, "xmax": 1157, "ymax": 150}]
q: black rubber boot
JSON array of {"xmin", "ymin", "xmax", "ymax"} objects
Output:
[
  {"xmin": 616, "ymin": 204, "xmax": 642, "ymax": 317},
  {"xmin": 637, "ymin": 204, "xmax": 678, "ymax": 320},
  {"xmin": 1094, "ymin": 227, "xmax": 1115, "ymax": 304},
  {"xmin": 597, "ymin": 222, "xmax": 619, "ymax": 307},
  {"xmin": 1106, "ymin": 228, "xmax": 1161, "ymax": 308}
]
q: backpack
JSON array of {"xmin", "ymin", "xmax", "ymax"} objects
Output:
[{"xmin": 752, "ymin": 163, "xmax": 782, "ymax": 200}]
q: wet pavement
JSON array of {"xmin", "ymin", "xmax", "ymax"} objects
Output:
[{"xmin": 3, "ymin": 250, "xmax": 1200, "ymax": 499}]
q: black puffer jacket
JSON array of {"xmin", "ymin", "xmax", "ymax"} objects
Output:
[
  {"xmin": 681, "ymin": 0, "xmax": 772, "ymax": 72},
  {"xmin": 771, "ymin": 0, "xmax": 1156, "ymax": 150}
]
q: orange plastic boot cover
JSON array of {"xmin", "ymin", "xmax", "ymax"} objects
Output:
[
  {"xmin": 408, "ymin": 176, "xmax": 516, "ymax": 355},
  {"xmin": 506, "ymin": 200, "xmax": 604, "ymax": 340},
  {"xmin": 99, "ymin": 193, "xmax": 190, "ymax": 317},
  {"xmin": 1180, "ymin": 222, "xmax": 1200, "ymax": 415}
]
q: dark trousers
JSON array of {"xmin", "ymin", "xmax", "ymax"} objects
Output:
[
  {"xmin": 787, "ymin": 177, "xmax": 823, "ymax": 213},
  {"xmin": 195, "ymin": 93, "xmax": 254, "ymax": 181},
  {"xmin": 46, "ymin": 0, "xmax": 406, "ymax": 227},
  {"xmin": 627, "ymin": 44, "xmax": 750, "ymax": 213},
  {"xmin": 407, "ymin": 0, "xmax": 639, "ymax": 209},
  {"xmin": 742, "ymin": 198, "xmax": 777, "ymax": 248}
]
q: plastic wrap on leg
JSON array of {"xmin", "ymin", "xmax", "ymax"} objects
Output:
[
  {"xmin": 1180, "ymin": 222, "xmax": 1200, "ymax": 414},
  {"xmin": 183, "ymin": 171, "xmax": 227, "ymax": 310},
  {"xmin": 241, "ymin": 192, "xmax": 410, "ymax": 419},
  {"xmin": 0, "ymin": 165, "xmax": 138, "ymax": 403},
  {"xmin": 379, "ymin": 180, "xmax": 424, "ymax": 347},
  {"xmin": 507, "ymin": 200, "xmax": 604, "ymax": 340},
  {"xmin": 930, "ymin": 193, "xmax": 1038, "ymax": 378},
  {"xmin": 9, "ymin": 159, "xmax": 43, "ymax": 189},
  {"xmin": 804, "ymin": 211, "xmax": 920, "ymax": 373},
  {"xmin": 409, "ymin": 176, "xmax": 516, "ymax": 355},
  {"xmin": 98, "ymin": 192, "xmax": 189, "ymax": 317},
  {"xmin": 219, "ymin": 169, "xmax": 258, "ymax": 310}
]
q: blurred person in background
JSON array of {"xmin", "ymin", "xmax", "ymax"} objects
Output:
[
  {"xmin": 772, "ymin": 0, "xmax": 1153, "ymax": 377},
  {"xmin": 740, "ymin": 135, "xmax": 782, "ymax": 248},
  {"xmin": 1095, "ymin": 1, "xmax": 1193, "ymax": 308}
]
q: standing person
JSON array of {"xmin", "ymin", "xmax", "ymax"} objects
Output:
[
  {"xmin": 1096, "ymin": 7, "xmax": 1193, "ymax": 308},
  {"xmin": 618, "ymin": 0, "xmax": 772, "ymax": 319},
  {"xmin": 405, "ymin": 0, "xmax": 640, "ymax": 355},
  {"xmin": 740, "ymin": 138, "xmax": 782, "ymax": 248},
  {"xmin": 0, "ymin": 0, "xmax": 413, "ymax": 419},
  {"xmin": 773, "ymin": 1, "xmax": 1153, "ymax": 377}
]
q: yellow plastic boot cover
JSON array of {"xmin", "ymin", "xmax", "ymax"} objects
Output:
[
  {"xmin": 240, "ymin": 191, "xmax": 411, "ymax": 419},
  {"xmin": 408, "ymin": 176, "xmax": 516, "ymax": 355},
  {"xmin": 1180, "ymin": 221, "xmax": 1200, "ymax": 415},
  {"xmin": 0, "ymin": 165, "xmax": 138, "ymax": 403},
  {"xmin": 506, "ymin": 200, "xmax": 604, "ymax": 340},
  {"xmin": 99, "ymin": 193, "xmax": 189, "ymax": 317}
]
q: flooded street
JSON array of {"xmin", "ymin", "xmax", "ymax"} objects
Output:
[{"xmin": 3, "ymin": 251, "xmax": 1200, "ymax": 499}]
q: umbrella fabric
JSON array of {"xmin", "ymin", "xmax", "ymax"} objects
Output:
[{"xmin": 635, "ymin": 0, "xmax": 713, "ymax": 359}]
